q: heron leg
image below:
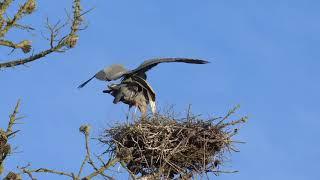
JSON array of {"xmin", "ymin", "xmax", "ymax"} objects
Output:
[
  {"xmin": 139, "ymin": 105, "xmax": 147, "ymax": 120},
  {"xmin": 133, "ymin": 106, "xmax": 138, "ymax": 121},
  {"xmin": 126, "ymin": 105, "xmax": 132, "ymax": 121}
]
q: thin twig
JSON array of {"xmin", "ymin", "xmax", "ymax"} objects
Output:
[
  {"xmin": 120, "ymin": 161, "xmax": 137, "ymax": 180},
  {"xmin": 19, "ymin": 165, "xmax": 74, "ymax": 179},
  {"xmin": 0, "ymin": 0, "xmax": 85, "ymax": 69},
  {"xmin": 82, "ymin": 157, "xmax": 119, "ymax": 180},
  {"xmin": 6, "ymin": 99, "xmax": 21, "ymax": 136}
]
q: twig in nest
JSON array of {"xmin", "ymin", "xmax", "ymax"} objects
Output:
[{"xmin": 99, "ymin": 106, "xmax": 246, "ymax": 179}]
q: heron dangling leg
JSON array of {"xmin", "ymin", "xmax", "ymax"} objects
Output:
[
  {"xmin": 132, "ymin": 105, "xmax": 138, "ymax": 121},
  {"xmin": 138, "ymin": 104, "xmax": 147, "ymax": 120},
  {"xmin": 126, "ymin": 105, "xmax": 132, "ymax": 121}
]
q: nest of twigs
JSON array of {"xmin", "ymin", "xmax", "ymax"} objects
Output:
[
  {"xmin": 0, "ymin": 129, "xmax": 11, "ymax": 171},
  {"xmin": 100, "ymin": 107, "xmax": 247, "ymax": 179}
]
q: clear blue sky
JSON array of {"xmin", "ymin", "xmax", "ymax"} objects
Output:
[{"xmin": 1, "ymin": 0, "xmax": 320, "ymax": 179}]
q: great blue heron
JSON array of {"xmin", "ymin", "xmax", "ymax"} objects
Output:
[
  {"xmin": 103, "ymin": 76, "xmax": 156, "ymax": 116},
  {"xmin": 78, "ymin": 58, "xmax": 209, "ymax": 116}
]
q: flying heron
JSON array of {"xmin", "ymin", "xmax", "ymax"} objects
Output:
[{"xmin": 78, "ymin": 58, "xmax": 209, "ymax": 116}]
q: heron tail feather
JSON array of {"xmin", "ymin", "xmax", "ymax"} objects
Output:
[
  {"xmin": 150, "ymin": 100, "xmax": 156, "ymax": 114},
  {"xmin": 147, "ymin": 91, "xmax": 157, "ymax": 114}
]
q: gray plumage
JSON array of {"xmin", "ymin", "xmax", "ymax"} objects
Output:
[
  {"xmin": 103, "ymin": 77, "xmax": 156, "ymax": 116},
  {"xmin": 78, "ymin": 57, "xmax": 209, "ymax": 116},
  {"xmin": 78, "ymin": 58, "xmax": 209, "ymax": 88}
]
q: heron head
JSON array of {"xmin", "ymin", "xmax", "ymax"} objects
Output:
[
  {"xmin": 108, "ymin": 83, "xmax": 125, "ymax": 91},
  {"xmin": 108, "ymin": 83, "xmax": 117, "ymax": 89}
]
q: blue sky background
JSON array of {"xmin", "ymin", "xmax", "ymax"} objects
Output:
[{"xmin": 1, "ymin": 0, "xmax": 320, "ymax": 179}]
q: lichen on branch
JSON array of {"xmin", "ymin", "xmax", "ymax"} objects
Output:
[
  {"xmin": 0, "ymin": 0, "xmax": 86, "ymax": 69},
  {"xmin": 0, "ymin": 100, "xmax": 23, "ymax": 175}
]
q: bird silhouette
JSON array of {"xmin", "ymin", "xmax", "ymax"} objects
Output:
[{"xmin": 78, "ymin": 58, "xmax": 209, "ymax": 116}]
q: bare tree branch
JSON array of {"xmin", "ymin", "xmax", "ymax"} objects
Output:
[
  {"xmin": 6, "ymin": 99, "xmax": 21, "ymax": 136},
  {"xmin": 0, "ymin": 0, "xmax": 36, "ymax": 37},
  {"xmin": 78, "ymin": 125, "xmax": 115, "ymax": 180},
  {"xmin": 0, "ymin": 0, "xmax": 84, "ymax": 69},
  {"xmin": 0, "ymin": 1, "xmax": 14, "ymax": 22},
  {"xmin": 82, "ymin": 157, "xmax": 119, "ymax": 180},
  {"xmin": 0, "ymin": 100, "xmax": 22, "ymax": 175},
  {"xmin": 17, "ymin": 125, "xmax": 117, "ymax": 180},
  {"xmin": 0, "ymin": 39, "xmax": 31, "ymax": 53},
  {"xmin": 78, "ymin": 125, "xmax": 92, "ymax": 177},
  {"xmin": 19, "ymin": 165, "xmax": 74, "ymax": 179}
]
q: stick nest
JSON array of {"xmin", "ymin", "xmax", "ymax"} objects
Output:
[{"xmin": 100, "ymin": 107, "xmax": 247, "ymax": 179}]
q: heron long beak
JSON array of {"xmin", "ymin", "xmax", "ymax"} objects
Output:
[{"xmin": 103, "ymin": 89, "xmax": 112, "ymax": 93}]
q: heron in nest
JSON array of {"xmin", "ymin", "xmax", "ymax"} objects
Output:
[
  {"xmin": 102, "ymin": 76, "xmax": 156, "ymax": 117},
  {"xmin": 78, "ymin": 58, "xmax": 209, "ymax": 116}
]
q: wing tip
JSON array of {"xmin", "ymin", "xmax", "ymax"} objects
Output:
[
  {"xmin": 77, "ymin": 84, "xmax": 85, "ymax": 89},
  {"xmin": 77, "ymin": 76, "xmax": 95, "ymax": 89},
  {"xmin": 197, "ymin": 59, "xmax": 210, "ymax": 64},
  {"xmin": 185, "ymin": 58, "xmax": 210, "ymax": 64},
  {"xmin": 173, "ymin": 58, "xmax": 210, "ymax": 64}
]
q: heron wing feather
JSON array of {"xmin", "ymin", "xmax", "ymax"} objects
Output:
[
  {"xmin": 97, "ymin": 64, "xmax": 128, "ymax": 81},
  {"xmin": 148, "ymin": 91, "xmax": 157, "ymax": 114},
  {"xmin": 77, "ymin": 75, "xmax": 95, "ymax": 88},
  {"xmin": 131, "ymin": 76, "xmax": 156, "ymax": 101},
  {"xmin": 125, "ymin": 58, "xmax": 209, "ymax": 77},
  {"xmin": 77, "ymin": 64, "xmax": 128, "ymax": 88}
]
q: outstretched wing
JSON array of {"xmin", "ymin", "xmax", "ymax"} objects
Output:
[
  {"xmin": 78, "ymin": 58, "xmax": 209, "ymax": 88},
  {"xmin": 77, "ymin": 75, "xmax": 95, "ymax": 88},
  {"xmin": 96, "ymin": 64, "xmax": 128, "ymax": 81},
  {"xmin": 77, "ymin": 64, "xmax": 128, "ymax": 88},
  {"xmin": 125, "ymin": 58, "xmax": 209, "ymax": 77}
]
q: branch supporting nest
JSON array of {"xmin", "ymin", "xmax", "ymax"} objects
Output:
[
  {"xmin": 17, "ymin": 124, "xmax": 117, "ymax": 180},
  {"xmin": 100, "ymin": 106, "xmax": 247, "ymax": 179},
  {"xmin": 1, "ymin": 100, "xmax": 246, "ymax": 179},
  {"xmin": 1, "ymin": 100, "xmax": 23, "ymax": 175}
]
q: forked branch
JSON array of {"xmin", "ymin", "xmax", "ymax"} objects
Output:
[
  {"xmin": 18, "ymin": 125, "xmax": 118, "ymax": 180},
  {"xmin": 0, "ymin": 0, "xmax": 85, "ymax": 69},
  {"xmin": 1, "ymin": 100, "xmax": 23, "ymax": 175}
]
